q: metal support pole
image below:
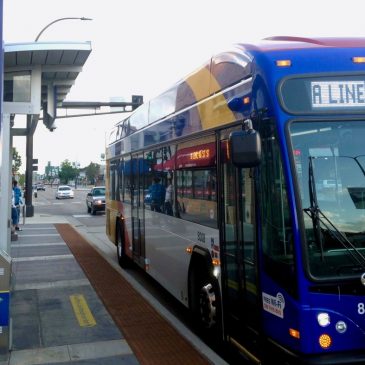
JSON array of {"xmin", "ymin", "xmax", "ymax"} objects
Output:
[
  {"xmin": 0, "ymin": 113, "xmax": 12, "ymax": 254},
  {"xmin": 0, "ymin": 113, "xmax": 12, "ymax": 357},
  {"xmin": 25, "ymin": 115, "xmax": 34, "ymax": 217}
]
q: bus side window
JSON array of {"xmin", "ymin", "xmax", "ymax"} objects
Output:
[
  {"xmin": 176, "ymin": 169, "xmax": 217, "ymax": 228},
  {"xmin": 110, "ymin": 160, "xmax": 118, "ymax": 201},
  {"xmin": 118, "ymin": 159, "xmax": 124, "ymax": 202},
  {"xmin": 115, "ymin": 160, "xmax": 121, "ymax": 202},
  {"xmin": 124, "ymin": 158, "xmax": 132, "ymax": 204}
]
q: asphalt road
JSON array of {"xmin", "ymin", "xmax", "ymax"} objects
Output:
[{"xmin": 31, "ymin": 185, "xmax": 96, "ymax": 217}]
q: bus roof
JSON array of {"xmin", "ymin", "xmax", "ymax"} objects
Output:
[
  {"xmin": 237, "ymin": 36, "xmax": 365, "ymax": 52},
  {"xmin": 107, "ymin": 36, "xmax": 365, "ymax": 148}
]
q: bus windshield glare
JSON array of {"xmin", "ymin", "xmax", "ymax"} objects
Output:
[{"xmin": 289, "ymin": 120, "xmax": 365, "ymax": 279}]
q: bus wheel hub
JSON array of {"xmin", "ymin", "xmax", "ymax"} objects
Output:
[{"xmin": 199, "ymin": 283, "xmax": 216, "ymax": 328}]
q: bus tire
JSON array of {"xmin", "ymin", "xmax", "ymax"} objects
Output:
[
  {"xmin": 116, "ymin": 220, "xmax": 129, "ymax": 268},
  {"xmin": 189, "ymin": 260, "xmax": 221, "ymax": 336}
]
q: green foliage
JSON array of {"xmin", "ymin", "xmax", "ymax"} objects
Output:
[
  {"xmin": 18, "ymin": 174, "xmax": 25, "ymax": 187},
  {"xmin": 12, "ymin": 147, "xmax": 22, "ymax": 174},
  {"xmin": 85, "ymin": 162, "xmax": 100, "ymax": 185},
  {"xmin": 44, "ymin": 161, "xmax": 59, "ymax": 182},
  {"xmin": 58, "ymin": 159, "xmax": 78, "ymax": 184}
]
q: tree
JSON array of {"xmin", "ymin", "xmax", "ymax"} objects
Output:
[
  {"xmin": 12, "ymin": 147, "xmax": 22, "ymax": 174},
  {"xmin": 85, "ymin": 162, "xmax": 100, "ymax": 185},
  {"xmin": 58, "ymin": 159, "xmax": 78, "ymax": 184},
  {"xmin": 18, "ymin": 174, "xmax": 25, "ymax": 187},
  {"xmin": 44, "ymin": 161, "xmax": 59, "ymax": 186}
]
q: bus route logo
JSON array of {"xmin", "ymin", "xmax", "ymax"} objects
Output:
[{"xmin": 262, "ymin": 292, "xmax": 285, "ymax": 319}]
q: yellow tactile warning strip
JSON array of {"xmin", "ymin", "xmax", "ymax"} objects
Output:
[
  {"xmin": 55, "ymin": 223, "xmax": 212, "ymax": 365},
  {"xmin": 70, "ymin": 294, "xmax": 97, "ymax": 327}
]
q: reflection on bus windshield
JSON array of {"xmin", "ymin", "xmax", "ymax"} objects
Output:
[{"xmin": 290, "ymin": 121, "xmax": 365, "ymax": 278}]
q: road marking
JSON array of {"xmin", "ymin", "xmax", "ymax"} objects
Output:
[
  {"xmin": 9, "ymin": 339, "xmax": 133, "ymax": 364},
  {"xmin": 12, "ymin": 254, "xmax": 74, "ymax": 262},
  {"xmin": 11, "ymin": 242, "xmax": 66, "ymax": 247},
  {"xmin": 15, "ymin": 278, "xmax": 90, "ymax": 291},
  {"xmin": 70, "ymin": 294, "xmax": 97, "ymax": 327},
  {"xmin": 18, "ymin": 227, "xmax": 57, "ymax": 230},
  {"xmin": 73, "ymin": 214, "xmax": 92, "ymax": 218},
  {"xmin": 17, "ymin": 233, "xmax": 60, "ymax": 237}
]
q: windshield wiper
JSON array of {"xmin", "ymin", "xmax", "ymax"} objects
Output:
[
  {"xmin": 354, "ymin": 155, "xmax": 365, "ymax": 177},
  {"xmin": 304, "ymin": 156, "xmax": 365, "ymax": 270},
  {"xmin": 304, "ymin": 156, "xmax": 324, "ymax": 260}
]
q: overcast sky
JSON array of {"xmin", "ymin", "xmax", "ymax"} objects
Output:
[{"xmin": 4, "ymin": 0, "xmax": 365, "ymax": 173}]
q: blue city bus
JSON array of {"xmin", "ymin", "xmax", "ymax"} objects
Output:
[{"xmin": 106, "ymin": 36, "xmax": 365, "ymax": 364}]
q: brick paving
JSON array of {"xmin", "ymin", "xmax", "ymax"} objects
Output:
[{"xmin": 56, "ymin": 223, "xmax": 212, "ymax": 365}]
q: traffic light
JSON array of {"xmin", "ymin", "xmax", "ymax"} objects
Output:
[
  {"xmin": 132, "ymin": 95, "xmax": 143, "ymax": 110},
  {"xmin": 32, "ymin": 159, "xmax": 38, "ymax": 171}
]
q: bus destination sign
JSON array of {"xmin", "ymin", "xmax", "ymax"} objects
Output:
[
  {"xmin": 311, "ymin": 80, "xmax": 365, "ymax": 108},
  {"xmin": 280, "ymin": 75, "xmax": 365, "ymax": 114}
]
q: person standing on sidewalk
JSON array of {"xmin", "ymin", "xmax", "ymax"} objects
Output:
[
  {"xmin": 11, "ymin": 189, "xmax": 18, "ymax": 233},
  {"xmin": 12, "ymin": 180, "xmax": 23, "ymax": 231}
]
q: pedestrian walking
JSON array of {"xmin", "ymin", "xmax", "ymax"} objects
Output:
[{"xmin": 12, "ymin": 180, "xmax": 23, "ymax": 231}]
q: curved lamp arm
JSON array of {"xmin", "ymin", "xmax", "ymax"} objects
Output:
[{"xmin": 35, "ymin": 17, "xmax": 92, "ymax": 41}]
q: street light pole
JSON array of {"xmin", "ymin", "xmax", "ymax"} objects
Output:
[{"xmin": 35, "ymin": 17, "xmax": 92, "ymax": 42}]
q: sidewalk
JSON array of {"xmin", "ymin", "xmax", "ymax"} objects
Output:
[
  {"xmin": 4, "ymin": 213, "xmax": 228, "ymax": 365},
  {"xmin": 7, "ymin": 219, "xmax": 138, "ymax": 365}
]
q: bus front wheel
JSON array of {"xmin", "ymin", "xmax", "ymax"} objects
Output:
[
  {"xmin": 199, "ymin": 282, "xmax": 218, "ymax": 329},
  {"xmin": 190, "ymin": 267, "xmax": 220, "ymax": 334}
]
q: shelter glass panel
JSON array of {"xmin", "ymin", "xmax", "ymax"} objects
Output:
[{"xmin": 4, "ymin": 71, "xmax": 31, "ymax": 102}]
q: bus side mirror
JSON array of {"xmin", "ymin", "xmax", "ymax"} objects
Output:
[{"xmin": 229, "ymin": 130, "xmax": 262, "ymax": 167}]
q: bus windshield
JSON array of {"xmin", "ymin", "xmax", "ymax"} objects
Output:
[{"xmin": 289, "ymin": 120, "xmax": 365, "ymax": 279}]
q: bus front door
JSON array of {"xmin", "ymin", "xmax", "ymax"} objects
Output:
[
  {"xmin": 220, "ymin": 138, "xmax": 260, "ymax": 355},
  {"xmin": 131, "ymin": 154, "xmax": 145, "ymax": 264}
]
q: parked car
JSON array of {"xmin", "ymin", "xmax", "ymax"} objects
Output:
[
  {"xmin": 86, "ymin": 186, "xmax": 106, "ymax": 215},
  {"xmin": 55, "ymin": 185, "xmax": 74, "ymax": 199}
]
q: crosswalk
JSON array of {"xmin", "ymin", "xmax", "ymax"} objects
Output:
[{"xmin": 34, "ymin": 201, "xmax": 82, "ymax": 206}]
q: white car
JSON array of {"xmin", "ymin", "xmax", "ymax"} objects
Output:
[{"xmin": 55, "ymin": 185, "xmax": 74, "ymax": 199}]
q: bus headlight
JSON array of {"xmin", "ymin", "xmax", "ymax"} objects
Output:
[
  {"xmin": 317, "ymin": 312, "xmax": 330, "ymax": 327},
  {"xmin": 336, "ymin": 321, "xmax": 347, "ymax": 333}
]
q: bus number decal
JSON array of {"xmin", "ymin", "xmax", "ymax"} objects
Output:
[
  {"xmin": 197, "ymin": 231, "xmax": 205, "ymax": 243},
  {"xmin": 358, "ymin": 303, "xmax": 365, "ymax": 315}
]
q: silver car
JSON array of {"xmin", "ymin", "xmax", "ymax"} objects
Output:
[
  {"xmin": 55, "ymin": 185, "xmax": 74, "ymax": 199},
  {"xmin": 86, "ymin": 186, "xmax": 106, "ymax": 215}
]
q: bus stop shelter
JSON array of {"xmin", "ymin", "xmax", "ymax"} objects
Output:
[{"xmin": 0, "ymin": 40, "xmax": 92, "ymax": 354}]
